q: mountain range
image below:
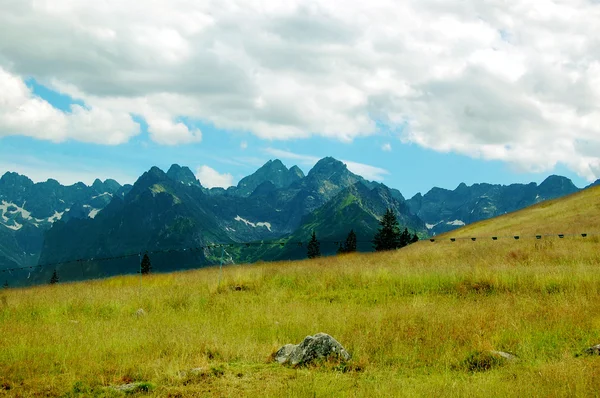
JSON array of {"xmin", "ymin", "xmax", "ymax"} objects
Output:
[{"xmin": 0, "ymin": 157, "xmax": 590, "ymax": 285}]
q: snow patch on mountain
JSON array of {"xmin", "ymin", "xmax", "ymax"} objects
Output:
[
  {"xmin": 91, "ymin": 192, "xmax": 112, "ymax": 200},
  {"xmin": 426, "ymin": 221, "xmax": 441, "ymax": 230},
  {"xmin": 88, "ymin": 209, "xmax": 101, "ymax": 219},
  {"xmin": 48, "ymin": 211, "xmax": 65, "ymax": 223},
  {"xmin": 234, "ymin": 215, "xmax": 272, "ymax": 231},
  {"xmin": 0, "ymin": 201, "xmax": 32, "ymax": 221},
  {"xmin": 446, "ymin": 220, "xmax": 466, "ymax": 226},
  {"xmin": 4, "ymin": 221, "xmax": 22, "ymax": 231}
]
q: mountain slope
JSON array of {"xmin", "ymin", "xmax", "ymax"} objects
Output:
[
  {"xmin": 234, "ymin": 182, "xmax": 426, "ymax": 261},
  {"xmin": 0, "ymin": 172, "xmax": 126, "ymax": 270},
  {"xmin": 408, "ymin": 175, "xmax": 580, "ymax": 235},
  {"xmin": 437, "ymin": 185, "xmax": 600, "ymax": 238}
]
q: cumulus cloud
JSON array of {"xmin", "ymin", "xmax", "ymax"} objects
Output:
[
  {"xmin": 382, "ymin": 143, "xmax": 392, "ymax": 152},
  {"xmin": 0, "ymin": 68, "xmax": 139, "ymax": 144},
  {"xmin": 1, "ymin": 1, "xmax": 600, "ymax": 178},
  {"xmin": 196, "ymin": 165, "xmax": 234, "ymax": 188}
]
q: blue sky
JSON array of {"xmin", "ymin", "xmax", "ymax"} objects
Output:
[{"xmin": 0, "ymin": 1, "xmax": 598, "ymax": 198}]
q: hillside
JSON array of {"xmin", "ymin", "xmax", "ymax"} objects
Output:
[
  {"xmin": 408, "ymin": 175, "xmax": 580, "ymax": 235},
  {"xmin": 2, "ymin": 183, "xmax": 600, "ymax": 396},
  {"xmin": 437, "ymin": 184, "xmax": 600, "ymax": 238}
]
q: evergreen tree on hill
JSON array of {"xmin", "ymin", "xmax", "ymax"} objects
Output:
[
  {"xmin": 338, "ymin": 229, "xmax": 357, "ymax": 254},
  {"xmin": 49, "ymin": 270, "xmax": 59, "ymax": 285},
  {"xmin": 307, "ymin": 231, "xmax": 321, "ymax": 259},
  {"xmin": 410, "ymin": 233, "xmax": 419, "ymax": 244},
  {"xmin": 141, "ymin": 253, "xmax": 152, "ymax": 275},
  {"xmin": 373, "ymin": 208, "xmax": 402, "ymax": 251},
  {"xmin": 400, "ymin": 227, "xmax": 411, "ymax": 248}
]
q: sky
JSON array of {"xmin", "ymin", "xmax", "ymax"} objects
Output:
[{"xmin": 1, "ymin": 1, "xmax": 599, "ymax": 198}]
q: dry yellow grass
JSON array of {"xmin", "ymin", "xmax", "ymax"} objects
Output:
[{"xmin": 2, "ymin": 187, "xmax": 600, "ymax": 397}]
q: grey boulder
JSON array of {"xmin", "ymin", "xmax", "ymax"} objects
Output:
[
  {"xmin": 274, "ymin": 333, "xmax": 351, "ymax": 366},
  {"xmin": 584, "ymin": 344, "xmax": 600, "ymax": 355}
]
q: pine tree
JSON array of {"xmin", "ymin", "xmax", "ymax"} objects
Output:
[
  {"xmin": 3, "ymin": 280, "xmax": 8, "ymax": 289},
  {"xmin": 399, "ymin": 227, "xmax": 411, "ymax": 248},
  {"xmin": 410, "ymin": 233, "xmax": 419, "ymax": 244},
  {"xmin": 307, "ymin": 231, "xmax": 321, "ymax": 259},
  {"xmin": 49, "ymin": 270, "xmax": 59, "ymax": 285},
  {"xmin": 373, "ymin": 208, "xmax": 402, "ymax": 251},
  {"xmin": 141, "ymin": 253, "xmax": 152, "ymax": 275},
  {"xmin": 337, "ymin": 242, "xmax": 345, "ymax": 255},
  {"xmin": 338, "ymin": 229, "xmax": 357, "ymax": 254}
]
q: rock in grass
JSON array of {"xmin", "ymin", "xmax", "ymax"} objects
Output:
[
  {"xmin": 274, "ymin": 333, "xmax": 351, "ymax": 366},
  {"xmin": 135, "ymin": 308, "xmax": 146, "ymax": 317},
  {"xmin": 583, "ymin": 344, "xmax": 600, "ymax": 355},
  {"xmin": 462, "ymin": 350, "xmax": 517, "ymax": 372},
  {"xmin": 109, "ymin": 382, "xmax": 154, "ymax": 393},
  {"xmin": 489, "ymin": 350, "xmax": 518, "ymax": 361}
]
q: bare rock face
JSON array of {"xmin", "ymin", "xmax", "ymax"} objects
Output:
[{"xmin": 274, "ymin": 333, "xmax": 351, "ymax": 366}]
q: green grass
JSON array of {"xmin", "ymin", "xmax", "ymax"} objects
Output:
[{"xmin": 2, "ymin": 187, "xmax": 600, "ymax": 396}]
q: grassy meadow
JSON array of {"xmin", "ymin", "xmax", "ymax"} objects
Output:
[{"xmin": 2, "ymin": 187, "xmax": 600, "ymax": 396}]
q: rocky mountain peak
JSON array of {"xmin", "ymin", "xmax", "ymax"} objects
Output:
[
  {"xmin": 289, "ymin": 165, "xmax": 305, "ymax": 179},
  {"xmin": 1, "ymin": 171, "xmax": 34, "ymax": 186},
  {"xmin": 132, "ymin": 166, "xmax": 170, "ymax": 192},
  {"xmin": 538, "ymin": 175, "xmax": 578, "ymax": 197},
  {"xmin": 92, "ymin": 178, "xmax": 122, "ymax": 194},
  {"xmin": 236, "ymin": 159, "xmax": 301, "ymax": 197},
  {"xmin": 309, "ymin": 157, "xmax": 347, "ymax": 175},
  {"xmin": 167, "ymin": 164, "xmax": 201, "ymax": 187}
]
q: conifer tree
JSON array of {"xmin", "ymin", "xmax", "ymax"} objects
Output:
[
  {"xmin": 410, "ymin": 233, "xmax": 419, "ymax": 244},
  {"xmin": 373, "ymin": 208, "xmax": 402, "ymax": 251},
  {"xmin": 307, "ymin": 231, "xmax": 321, "ymax": 259},
  {"xmin": 399, "ymin": 227, "xmax": 411, "ymax": 248},
  {"xmin": 3, "ymin": 280, "xmax": 8, "ymax": 289},
  {"xmin": 141, "ymin": 253, "xmax": 152, "ymax": 275},
  {"xmin": 339, "ymin": 229, "xmax": 357, "ymax": 253},
  {"xmin": 49, "ymin": 270, "xmax": 59, "ymax": 285}
]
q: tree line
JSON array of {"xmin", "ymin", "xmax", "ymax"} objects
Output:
[{"xmin": 307, "ymin": 208, "xmax": 419, "ymax": 259}]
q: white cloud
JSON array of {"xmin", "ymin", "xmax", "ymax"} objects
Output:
[
  {"xmin": 0, "ymin": 67, "xmax": 139, "ymax": 144},
  {"xmin": 263, "ymin": 147, "xmax": 389, "ymax": 181},
  {"xmin": 382, "ymin": 143, "xmax": 392, "ymax": 152},
  {"xmin": 1, "ymin": 1, "xmax": 600, "ymax": 179},
  {"xmin": 342, "ymin": 160, "xmax": 389, "ymax": 182},
  {"xmin": 196, "ymin": 165, "xmax": 234, "ymax": 188},
  {"xmin": 240, "ymin": 141, "xmax": 248, "ymax": 150},
  {"xmin": 145, "ymin": 115, "xmax": 202, "ymax": 146}
]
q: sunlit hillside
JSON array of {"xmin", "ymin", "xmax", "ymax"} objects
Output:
[{"xmin": 2, "ymin": 187, "xmax": 600, "ymax": 396}]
